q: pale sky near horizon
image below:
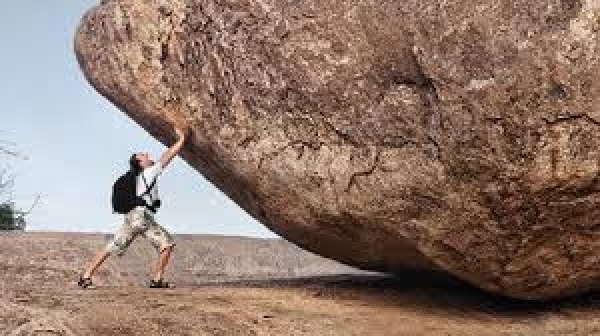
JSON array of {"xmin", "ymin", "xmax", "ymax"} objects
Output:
[{"xmin": 0, "ymin": 1, "xmax": 278, "ymax": 238}]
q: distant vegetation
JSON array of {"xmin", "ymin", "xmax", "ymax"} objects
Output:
[
  {"xmin": 1, "ymin": 140, "xmax": 34, "ymax": 231},
  {"xmin": 0, "ymin": 202, "xmax": 26, "ymax": 231},
  {"xmin": 0, "ymin": 168, "xmax": 26, "ymax": 230}
]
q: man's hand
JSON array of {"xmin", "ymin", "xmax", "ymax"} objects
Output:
[
  {"xmin": 174, "ymin": 127, "xmax": 187, "ymax": 140},
  {"xmin": 159, "ymin": 126, "xmax": 189, "ymax": 168}
]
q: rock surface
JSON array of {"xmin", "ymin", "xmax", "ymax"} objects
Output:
[{"xmin": 75, "ymin": 0, "xmax": 600, "ymax": 299}]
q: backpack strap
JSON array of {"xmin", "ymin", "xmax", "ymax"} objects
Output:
[
  {"xmin": 140, "ymin": 173, "xmax": 161, "ymax": 213},
  {"xmin": 141, "ymin": 174, "xmax": 157, "ymax": 199}
]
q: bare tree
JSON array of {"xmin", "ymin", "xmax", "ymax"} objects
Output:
[{"xmin": 0, "ymin": 136, "xmax": 34, "ymax": 230}]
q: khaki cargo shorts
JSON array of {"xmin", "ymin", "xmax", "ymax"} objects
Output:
[{"xmin": 105, "ymin": 207, "xmax": 175, "ymax": 256}]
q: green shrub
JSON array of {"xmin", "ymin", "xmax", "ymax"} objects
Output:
[{"xmin": 0, "ymin": 202, "xmax": 25, "ymax": 231}]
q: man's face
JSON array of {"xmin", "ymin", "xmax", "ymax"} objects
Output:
[{"xmin": 135, "ymin": 153, "xmax": 154, "ymax": 168}]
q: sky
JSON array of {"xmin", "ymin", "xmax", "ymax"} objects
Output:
[{"xmin": 0, "ymin": 1, "xmax": 278, "ymax": 238}]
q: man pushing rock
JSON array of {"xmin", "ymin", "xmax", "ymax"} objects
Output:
[{"xmin": 78, "ymin": 126, "xmax": 188, "ymax": 289}]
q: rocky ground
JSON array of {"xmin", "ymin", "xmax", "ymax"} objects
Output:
[{"xmin": 2, "ymin": 232, "xmax": 600, "ymax": 335}]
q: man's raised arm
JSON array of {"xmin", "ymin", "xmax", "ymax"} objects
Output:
[{"xmin": 158, "ymin": 127, "xmax": 187, "ymax": 169}]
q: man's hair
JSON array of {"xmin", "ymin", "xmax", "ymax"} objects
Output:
[{"xmin": 129, "ymin": 154, "xmax": 142, "ymax": 174}]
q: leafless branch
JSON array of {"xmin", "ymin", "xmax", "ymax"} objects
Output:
[{"xmin": 17, "ymin": 194, "xmax": 40, "ymax": 216}]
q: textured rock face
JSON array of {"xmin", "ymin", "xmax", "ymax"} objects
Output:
[{"xmin": 76, "ymin": 0, "xmax": 600, "ymax": 299}]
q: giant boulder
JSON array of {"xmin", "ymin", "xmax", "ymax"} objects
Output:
[{"xmin": 75, "ymin": 0, "xmax": 600, "ymax": 299}]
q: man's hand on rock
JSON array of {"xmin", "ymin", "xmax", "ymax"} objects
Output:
[
  {"xmin": 159, "ymin": 126, "xmax": 188, "ymax": 168},
  {"xmin": 175, "ymin": 127, "xmax": 186, "ymax": 140}
]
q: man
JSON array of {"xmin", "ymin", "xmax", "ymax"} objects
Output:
[{"xmin": 78, "ymin": 126, "xmax": 187, "ymax": 289}]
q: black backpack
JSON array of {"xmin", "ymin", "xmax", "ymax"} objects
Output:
[{"xmin": 111, "ymin": 170, "xmax": 157, "ymax": 214}]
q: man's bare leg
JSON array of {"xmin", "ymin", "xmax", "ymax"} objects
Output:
[
  {"xmin": 153, "ymin": 245, "xmax": 174, "ymax": 281},
  {"xmin": 83, "ymin": 249, "xmax": 111, "ymax": 279}
]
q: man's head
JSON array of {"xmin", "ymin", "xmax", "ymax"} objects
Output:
[{"xmin": 129, "ymin": 152, "xmax": 154, "ymax": 173}]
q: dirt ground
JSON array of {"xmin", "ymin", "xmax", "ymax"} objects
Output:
[{"xmin": 2, "ymin": 232, "xmax": 600, "ymax": 335}]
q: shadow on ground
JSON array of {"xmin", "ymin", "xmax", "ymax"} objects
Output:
[{"xmin": 205, "ymin": 271, "xmax": 600, "ymax": 317}]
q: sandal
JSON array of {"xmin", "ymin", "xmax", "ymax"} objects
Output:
[
  {"xmin": 149, "ymin": 279, "xmax": 171, "ymax": 288},
  {"xmin": 77, "ymin": 276, "xmax": 95, "ymax": 289}
]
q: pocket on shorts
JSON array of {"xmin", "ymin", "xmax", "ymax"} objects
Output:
[{"xmin": 128, "ymin": 210, "xmax": 148, "ymax": 231}]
